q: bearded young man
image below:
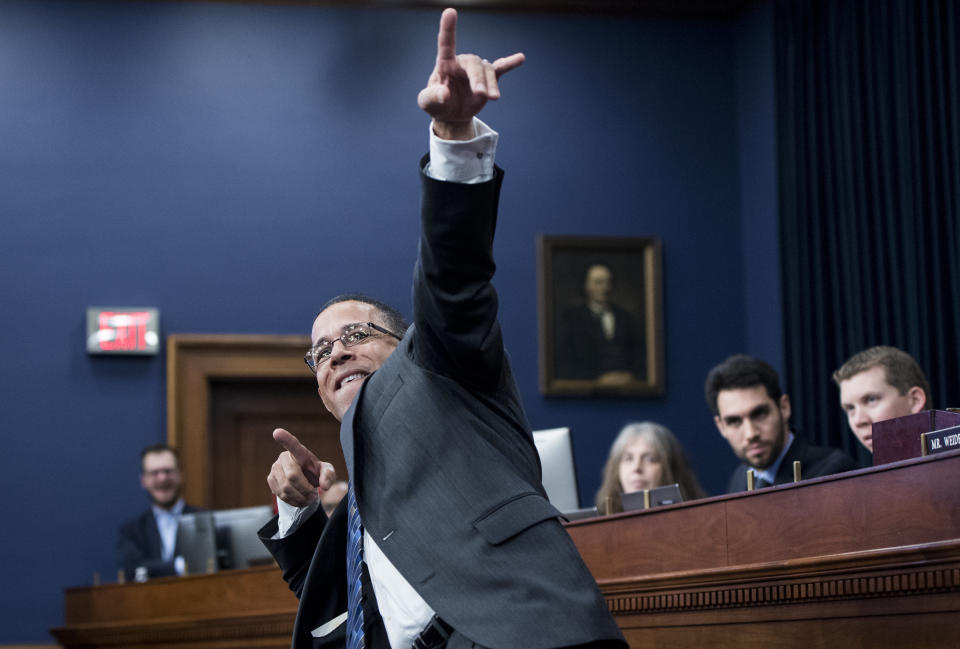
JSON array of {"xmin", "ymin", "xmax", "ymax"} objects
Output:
[{"xmin": 705, "ymin": 354, "xmax": 857, "ymax": 493}]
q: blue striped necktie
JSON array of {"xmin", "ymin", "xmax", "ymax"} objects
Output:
[{"xmin": 346, "ymin": 483, "xmax": 365, "ymax": 649}]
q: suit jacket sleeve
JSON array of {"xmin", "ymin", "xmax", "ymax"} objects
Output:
[
  {"xmin": 411, "ymin": 155, "xmax": 505, "ymax": 391},
  {"xmin": 117, "ymin": 511, "xmax": 177, "ymax": 581},
  {"xmin": 801, "ymin": 447, "xmax": 859, "ymax": 479},
  {"xmin": 258, "ymin": 505, "xmax": 333, "ymax": 599}
]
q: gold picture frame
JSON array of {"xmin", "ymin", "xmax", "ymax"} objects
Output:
[{"xmin": 538, "ymin": 235, "xmax": 664, "ymax": 397}]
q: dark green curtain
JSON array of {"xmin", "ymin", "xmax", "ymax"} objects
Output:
[{"xmin": 776, "ymin": 0, "xmax": 960, "ymax": 464}]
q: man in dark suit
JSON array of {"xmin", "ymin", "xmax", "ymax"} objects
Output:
[
  {"xmin": 258, "ymin": 9, "xmax": 626, "ymax": 649},
  {"xmin": 117, "ymin": 443, "xmax": 201, "ymax": 581},
  {"xmin": 705, "ymin": 354, "xmax": 857, "ymax": 493},
  {"xmin": 557, "ymin": 264, "xmax": 646, "ymax": 385}
]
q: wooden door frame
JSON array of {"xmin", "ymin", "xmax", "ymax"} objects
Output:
[{"xmin": 166, "ymin": 334, "xmax": 311, "ymax": 507}]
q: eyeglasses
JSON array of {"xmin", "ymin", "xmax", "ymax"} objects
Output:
[{"xmin": 304, "ymin": 322, "xmax": 402, "ymax": 373}]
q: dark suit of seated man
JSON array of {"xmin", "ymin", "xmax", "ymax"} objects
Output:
[
  {"xmin": 705, "ymin": 354, "xmax": 858, "ymax": 493},
  {"xmin": 117, "ymin": 443, "xmax": 202, "ymax": 581},
  {"xmin": 256, "ymin": 9, "xmax": 627, "ymax": 649}
]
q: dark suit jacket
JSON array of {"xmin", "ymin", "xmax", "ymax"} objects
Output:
[
  {"xmin": 557, "ymin": 303, "xmax": 645, "ymax": 380},
  {"xmin": 117, "ymin": 504, "xmax": 202, "ymax": 581},
  {"xmin": 260, "ymin": 159, "xmax": 626, "ymax": 649},
  {"xmin": 726, "ymin": 432, "xmax": 858, "ymax": 493}
]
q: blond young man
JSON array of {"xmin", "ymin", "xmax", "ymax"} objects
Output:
[{"xmin": 833, "ymin": 346, "xmax": 930, "ymax": 452}]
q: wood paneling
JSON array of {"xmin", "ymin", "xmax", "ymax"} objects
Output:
[
  {"xmin": 567, "ymin": 449, "xmax": 960, "ymax": 579},
  {"xmin": 566, "ymin": 450, "xmax": 960, "ymax": 648},
  {"xmin": 208, "ymin": 378, "xmax": 343, "ymax": 509},
  {"xmin": 166, "ymin": 334, "xmax": 324, "ymax": 508},
  {"xmin": 54, "ymin": 566, "xmax": 296, "ymax": 649}
]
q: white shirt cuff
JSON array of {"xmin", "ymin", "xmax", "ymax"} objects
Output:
[
  {"xmin": 425, "ymin": 117, "xmax": 498, "ymax": 184},
  {"xmin": 274, "ymin": 498, "xmax": 321, "ymax": 539}
]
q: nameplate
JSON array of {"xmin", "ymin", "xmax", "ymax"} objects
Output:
[
  {"xmin": 621, "ymin": 483, "xmax": 683, "ymax": 512},
  {"xmin": 922, "ymin": 425, "xmax": 960, "ymax": 456},
  {"xmin": 873, "ymin": 410, "xmax": 960, "ymax": 465}
]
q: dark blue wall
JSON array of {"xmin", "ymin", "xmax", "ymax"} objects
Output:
[
  {"xmin": 736, "ymin": 1, "xmax": 781, "ymax": 371},
  {"xmin": 0, "ymin": 0, "xmax": 776, "ymax": 641}
]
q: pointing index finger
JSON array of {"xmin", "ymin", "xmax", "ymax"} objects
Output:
[
  {"xmin": 436, "ymin": 8, "xmax": 458, "ymax": 64},
  {"xmin": 273, "ymin": 428, "xmax": 318, "ymax": 472}
]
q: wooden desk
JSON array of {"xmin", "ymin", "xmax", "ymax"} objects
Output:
[
  {"xmin": 53, "ymin": 451, "xmax": 960, "ymax": 648},
  {"xmin": 51, "ymin": 565, "xmax": 297, "ymax": 649},
  {"xmin": 567, "ymin": 448, "xmax": 960, "ymax": 648}
]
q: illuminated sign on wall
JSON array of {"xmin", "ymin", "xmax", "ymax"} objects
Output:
[{"xmin": 86, "ymin": 308, "xmax": 160, "ymax": 355}]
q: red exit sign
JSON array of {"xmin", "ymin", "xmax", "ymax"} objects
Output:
[{"xmin": 86, "ymin": 308, "xmax": 160, "ymax": 355}]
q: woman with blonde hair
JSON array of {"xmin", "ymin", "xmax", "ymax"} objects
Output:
[{"xmin": 595, "ymin": 422, "xmax": 706, "ymax": 514}]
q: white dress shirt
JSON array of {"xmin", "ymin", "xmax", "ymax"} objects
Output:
[
  {"xmin": 152, "ymin": 498, "xmax": 185, "ymax": 561},
  {"xmin": 152, "ymin": 498, "xmax": 187, "ymax": 575},
  {"xmin": 587, "ymin": 301, "xmax": 616, "ymax": 340}
]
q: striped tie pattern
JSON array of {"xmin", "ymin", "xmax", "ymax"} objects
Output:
[{"xmin": 346, "ymin": 483, "xmax": 365, "ymax": 649}]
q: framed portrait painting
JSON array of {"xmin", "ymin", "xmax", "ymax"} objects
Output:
[{"xmin": 538, "ymin": 235, "xmax": 664, "ymax": 397}]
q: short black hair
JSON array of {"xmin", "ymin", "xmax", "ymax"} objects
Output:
[
  {"xmin": 140, "ymin": 443, "xmax": 180, "ymax": 472},
  {"xmin": 318, "ymin": 294, "xmax": 409, "ymax": 338},
  {"xmin": 704, "ymin": 354, "xmax": 783, "ymax": 415}
]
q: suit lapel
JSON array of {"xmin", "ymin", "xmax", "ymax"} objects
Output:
[
  {"xmin": 295, "ymin": 503, "xmax": 349, "ymax": 649},
  {"xmin": 775, "ymin": 433, "xmax": 804, "ymax": 483},
  {"xmin": 340, "ymin": 361, "xmax": 404, "ymax": 489}
]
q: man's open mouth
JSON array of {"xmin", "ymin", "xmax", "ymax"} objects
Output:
[{"xmin": 338, "ymin": 372, "xmax": 368, "ymax": 389}]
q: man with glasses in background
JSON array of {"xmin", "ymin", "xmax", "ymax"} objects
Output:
[
  {"xmin": 257, "ymin": 8, "xmax": 626, "ymax": 649},
  {"xmin": 117, "ymin": 443, "xmax": 202, "ymax": 581}
]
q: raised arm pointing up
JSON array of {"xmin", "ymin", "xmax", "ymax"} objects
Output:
[{"xmin": 417, "ymin": 8, "xmax": 525, "ymax": 140}]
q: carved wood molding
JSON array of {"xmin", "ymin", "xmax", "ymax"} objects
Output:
[
  {"xmin": 166, "ymin": 334, "xmax": 311, "ymax": 506},
  {"xmin": 52, "ymin": 612, "xmax": 293, "ymax": 648},
  {"xmin": 607, "ymin": 566, "xmax": 960, "ymax": 615},
  {"xmin": 601, "ymin": 541, "xmax": 960, "ymax": 616}
]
